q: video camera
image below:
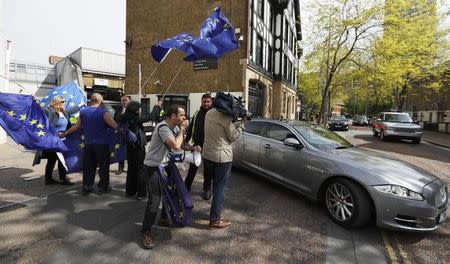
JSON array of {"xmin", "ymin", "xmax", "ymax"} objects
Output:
[{"xmin": 213, "ymin": 92, "xmax": 252, "ymax": 121}]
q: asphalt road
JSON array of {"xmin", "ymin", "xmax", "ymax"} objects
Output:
[{"xmin": 0, "ymin": 127, "xmax": 449, "ymax": 263}]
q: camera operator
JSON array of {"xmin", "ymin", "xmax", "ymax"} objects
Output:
[{"xmin": 202, "ymin": 106, "xmax": 247, "ymax": 229}]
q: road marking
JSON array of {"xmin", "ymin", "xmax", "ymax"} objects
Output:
[{"xmin": 382, "ymin": 231, "xmax": 404, "ymax": 264}]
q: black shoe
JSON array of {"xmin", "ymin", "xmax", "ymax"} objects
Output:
[
  {"xmin": 45, "ymin": 179, "xmax": 59, "ymax": 185},
  {"xmin": 82, "ymin": 187, "xmax": 93, "ymax": 196},
  {"xmin": 60, "ymin": 179, "xmax": 74, "ymax": 186},
  {"xmin": 202, "ymin": 190, "xmax": 211, "ymax": 200},
  {"xmin": 115, "ymin": 169, "xmax": 123, "ymax": 175},
  {"xmin": 97, "ymin": 186, "xmax": 112, "ymax": 194}
]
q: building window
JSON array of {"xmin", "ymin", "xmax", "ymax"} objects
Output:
[
  {"xmin": 16, "ymin": 64, "xmax": 26, "ymax": 73},
  {"xmin": 256, "ymin": 35, "xmax": 263, "ymax": 67},
  {"xmin": 268, "ymin": 45, "xmax": 273, "ymax": 73},
  {"xmin": 257, "ymin": 0, "xmax": 264, "ymax": 18},
  {"xmin": 284, "ymin": 20, "xmax": 288, "ymax": 44},
  {"xmin": 283, "ymin": 55, "xmax": 287, "ymax": 78},
  {"xmin": 268, "ymin": 6, "xmax": 273, "ymax": 33}
]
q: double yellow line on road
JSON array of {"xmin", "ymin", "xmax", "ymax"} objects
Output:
[{"xmin": 382, "ymin": 231, "xmax": 412, "ymax": 264}]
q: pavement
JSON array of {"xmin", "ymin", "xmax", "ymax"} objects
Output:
[{"xmin": 422, "ymin": 130, "xmax": 450, "ymax": 148}]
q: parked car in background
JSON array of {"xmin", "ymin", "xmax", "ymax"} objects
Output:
[
  {"xmin": 373, "ymin": 112, "xmax": 422, "ymax": 144},
  {"xmin": 353, "ymin": 115, "xmax": 368, "ymax": 126},
  {"xmin": 233, "ymin": 119, "xmax": 448, "ymax": 231},
  {"xmin": 101, "ymin": 100, "xmax": 121, "ymax": 117},
  {"xmin": 328, "ymin": 115, "xmax": 349, "ymax": 131}
]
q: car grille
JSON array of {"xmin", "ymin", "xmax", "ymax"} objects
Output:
[{"xmin": 394, "ymin": 128, "xmax": 415, "ymax": 133}]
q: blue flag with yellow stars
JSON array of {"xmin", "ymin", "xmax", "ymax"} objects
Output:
[
  {"xmin": 39, "ymin": 81, "xmax": 86, "ymax": 123},
  {"xmin": 0, "ymin": 93, "xmax": 68, "ymax": 152},
  {"xmin": 151, "ymin": 7, "xmax": 238, "ymax": 63},
  {"xmin": 61, "ymin": 124, "xmax": 130, "ymax": 173}
]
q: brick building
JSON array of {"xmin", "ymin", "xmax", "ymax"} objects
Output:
[{"xmin": 126, "ymin": 0, "xmax": 302, "ymax": 118}]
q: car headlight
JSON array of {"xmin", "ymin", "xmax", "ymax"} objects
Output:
[
  {"xmin": 385, "ymin": 126, "xmax": 394, "ymax": 131},
  {"xmin": 344, "ymin": 122, "xmax": 348, "ymax": 125},
  {"xmin": 373, "ymin": 185, "xmax": 424, "ymax": 201}
]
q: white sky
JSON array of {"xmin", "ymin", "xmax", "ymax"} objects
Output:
[{"xmin": 2, "ymin": 0, "xmax": 126, "ymax": 66}]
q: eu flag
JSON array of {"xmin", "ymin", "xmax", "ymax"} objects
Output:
[
  {"xmin": 151, "ymin": 7, "xmax": 239, "ymax": 63},
  {"xmin": 61, "ymin": 123, "xmax": 130, "ymax": 173},
  {"xmin": 39, "ymin": 81, "xmax": 87, "ymax": 123},
  {"xmin": 0, "ymin": 93, "xmax": 68, "ymax": 152}
]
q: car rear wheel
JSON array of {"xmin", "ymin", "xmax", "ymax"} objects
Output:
[
  {"xmin": 372, "ymin": 128, "xmax": 379, "ymax": 137},
  {"xmin": 324, "ymin": 179, "xmax": 371, "ymax": 228}
]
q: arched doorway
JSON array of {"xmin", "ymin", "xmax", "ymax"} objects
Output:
[{"xmin": 248, "ymin": 80, "xmax": 265, "ymax": 118}]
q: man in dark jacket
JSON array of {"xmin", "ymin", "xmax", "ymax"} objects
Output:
[
  {"xmin": 114, "ymin": 95, "xmax": 130, "ymax": 175},
  {"xmin": 184, "ymin": 93, "xmax": 213, "ymax": 200}
]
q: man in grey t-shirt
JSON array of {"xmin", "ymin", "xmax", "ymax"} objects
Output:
[{"xmin": 141, "ymin": 104, "xmax": 201, "ymax": 250}]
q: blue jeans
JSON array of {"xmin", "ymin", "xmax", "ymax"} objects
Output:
[{"xmin": 203, "ymin": 159, "xmax": 232, "ymax": 221}]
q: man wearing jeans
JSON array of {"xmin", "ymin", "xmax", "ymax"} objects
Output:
[
  {"xmin": 141, "ymin": 104, "xmax": 201, "ymax": 249},
  {"xmin": 202, "ymin": 107, "xmax": 246, "ymax": 229}
]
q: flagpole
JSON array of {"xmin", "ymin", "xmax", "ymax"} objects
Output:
[
  {"xmin": 161, "ymin": 62, "xmax": 184, "ymax": 101},
  {"xmin": 141, "ymin": 63, "xmax": 161, "ymax": 91},
  {"xmin": 138, "ymin": 64, "xmax": 142, "ymax": 102}
]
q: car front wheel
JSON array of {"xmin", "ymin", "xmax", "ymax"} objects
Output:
[
  {"xmin": 324, "ymin": 179, "xmax": 371, "ymax": 228},
  {"xmin": 380, "ymin": 130, "xmax": 386, "ymax": 141},
  {"xmin": 412, "ymin": 138, "xmax": 421, "ymax": 144}
]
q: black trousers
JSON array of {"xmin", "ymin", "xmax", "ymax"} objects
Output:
[
  {"xmin": 126, "ymin": 146, "xmax": 146, "ymax": 196},
  {"xmin": 142, "ymin": 165, "xmax": 160, "ymax": 232},
  {"xmin": 184, "ymin": 160, "xmax": 212, "ymax": 192},
  {"xmin": 83, "ymin": 144, "xmax": 110, "ymax": 190},
  {"xmin": 44, "ymin": 151, "xmax": 67, "ymax": 182}
]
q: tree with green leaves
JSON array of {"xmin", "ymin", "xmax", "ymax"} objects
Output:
[{"xmin": 301, "ymin": 0, "xmax": 383, "ymax": 124}]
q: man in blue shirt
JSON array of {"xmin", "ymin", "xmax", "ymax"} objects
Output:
[{"xmin": 62, "ymin": 93, "xmax": 118, "ymax": 195}]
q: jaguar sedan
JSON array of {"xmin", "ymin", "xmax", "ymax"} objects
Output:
[{"xmin": 233, "ymin": 119, "xmax": 448, "ymax": 231}]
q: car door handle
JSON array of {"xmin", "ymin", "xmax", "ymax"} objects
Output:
[{"xmin": 264, "ymin": 144, "xmax": 271, "ymax": 149}]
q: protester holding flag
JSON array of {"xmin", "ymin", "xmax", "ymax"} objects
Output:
[
  {"xmin": 61, "ymin": 93, "xmax": 118, "ymax": 195},
  {"xmin": 141, "ymin": 104, "xmax": 201, "ymax": 249},
  {"xmin": 120, "ymin": 100, "xmax": 161, "ymax": 199},
  {"xmin": 33, "ymin": 96, "xmax": 83, "ymax": 185},
  {"xmin": 114, "ymin": 95, "xmax": 130, "ymax": 175}
]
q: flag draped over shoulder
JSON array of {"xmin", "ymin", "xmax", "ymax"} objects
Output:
[
  {"xmin": 39, "ymin": 81, "xmax": 87, "ymax": 123},
  {"xmin": 61, "ymin": 123, "xmax": 131, "ymax": 173},
  {"xmin": 151, "ymin": 7, "xmax": 239, "ymax": 63},
  {"xmin": 0, "ymin": 93, "xmax": 67, "ymax": 152}
]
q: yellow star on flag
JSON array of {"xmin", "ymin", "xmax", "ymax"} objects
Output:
[
  {"xmin": 62, "ymin": 91, "xmax": 67, "ymax": 94},
  {"xmin": 81, "ymin": 135, "xmax": 85, "ymax": 140},
  {"xmin": 80, "ymin": 142, "xmax": 85, "ymax": 149},
  {"xmin": 53, "ymin": 91, "xmax": 58, "ymax": 95},
  {"xmin": 36, "ymin": 123, "xmax": 44, "ymax": 129},
  {"xmin": 29, "ymin": 119, "xmax": 38, "ymax": 125},
  {"xmin": 69, "ymin": 102, "xmax": 75, "ymax": 107},
  {"xmin": 19, "ymin": 114, "xmax": 27, "ymax": 121},
  {"xmin": 45, "ymin": 95, "xmax": 49, "ymax": 99},
  {"xmin": 36, "ymin": 130, "xmax": 46, "ymax": 136},
  {"xmin": 114, "ymin": 143, "xmax": 120, "ymax": 149},
  {"xmin": 110, "ymin": 152, "xmax": 115, "ymax": 158},
  {"xmin": 7, "ymin": 110, "xmax": 15, "ymax": 117},
  {"xmin": 40, "ymin": 102, "xmax": 45, "ymax": 107}
]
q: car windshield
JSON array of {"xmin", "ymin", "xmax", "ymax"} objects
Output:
[
  {"xmin": 292, "ymin": 122, "xmax": 352, "ymax": 150},
  {"xmin": 384, "ymin": 113, "xmax": 412, "ymax": 123},
  {"xmin": 356, "ymin": 116, "xmax": 367, "ymax": 120},
  {"xmin": 330, "ymin": 116, "xmax": 346, "ymax": 121}
]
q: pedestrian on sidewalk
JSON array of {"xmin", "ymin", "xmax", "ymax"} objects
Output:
[
  {"xmin": 114, "ymin": 95, "xmax": 130, "ymax": 175},
  {"xmin": 33, "ymin": 96, "xmax": 82, "ymax": 185},
  {"xmin": 120, "ymin": 100, "xmax": 161, "ymax": 199},
  {"xmin": 140, "ymin": 104, "xmax": 201, "ymax": 249},
  {"xmin": 184, "ymin": 93, "xmax": 213, "ymax": 200},
  {"xmin": 202, "ymin": 107, "xmax": 247, "ymax": 229},
  {"xmin": 61, "ymin": 93, "xmax": 118, "ymax": 195}
]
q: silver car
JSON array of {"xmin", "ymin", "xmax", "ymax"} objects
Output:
[{"xmin": 233, "ymin": 119, "xmax": 448, "ymax": 231}]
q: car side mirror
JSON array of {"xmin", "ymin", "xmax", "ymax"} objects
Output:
[{"xmin": 284, "ymin": 138, "xmax": 303, "ymax": 148}]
